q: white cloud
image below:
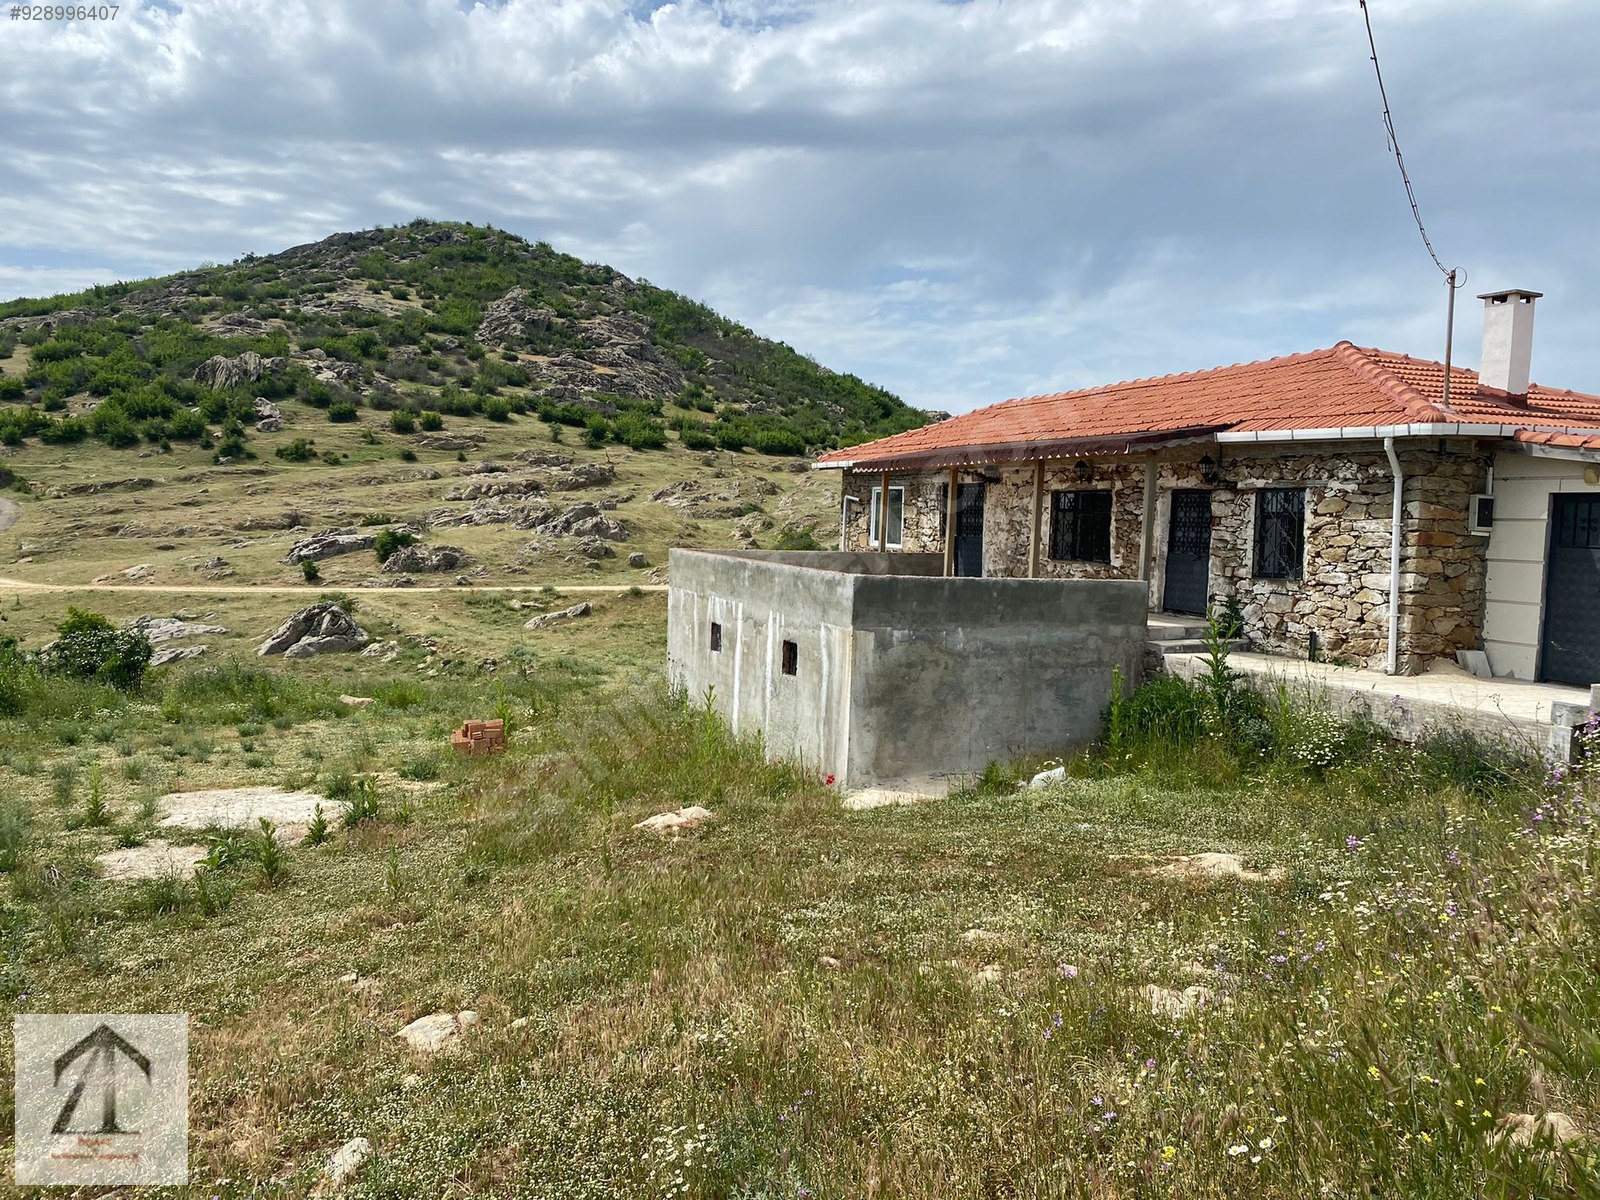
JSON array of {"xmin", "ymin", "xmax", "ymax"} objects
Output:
[{"xmin": 1, "ymin": 0, "xmax": 1597, "ymax": 408}]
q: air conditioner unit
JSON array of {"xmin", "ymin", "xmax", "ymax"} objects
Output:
[{"xmin": 1468, "ymin": 493, "xmax": 1495, "ymax": 536}]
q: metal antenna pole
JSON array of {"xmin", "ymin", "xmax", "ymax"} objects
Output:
[{"xmin": 1441, "ymin": 268, "xmax": 1457, "ymax": 410}]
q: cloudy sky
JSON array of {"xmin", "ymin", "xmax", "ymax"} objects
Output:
[{"xmin": 2, "ymin": 0, "xmax": 1597, "ymax": 412}]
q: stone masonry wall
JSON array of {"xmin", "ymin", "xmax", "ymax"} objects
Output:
[
  {"xmin": 839, "ymin": 441, "xmax": 1492, "ymax": 674},
  {"xmin": 1197, "ymin": 443, "xmax": 1490, "ymax": 672},
  {"xmin": 840, "ymin": 472, "xmax": 949, "ymax": 554}
]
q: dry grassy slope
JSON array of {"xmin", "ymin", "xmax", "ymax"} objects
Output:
[{"xmin": 0, "ymin": 403, "xmax": 842, "ymax": 591}]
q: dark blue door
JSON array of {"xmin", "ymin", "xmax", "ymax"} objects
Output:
[
  {"xmin": 1541, "ymin": 493, "xmax": 1600, "ymax": 685},
  {"xmin": 1163, "ymin": 489, "xmax": 1212, "ymax": 615},
  {"xmin": 955, "ymin": 484, "xmax": 985, "ymax": 577}
]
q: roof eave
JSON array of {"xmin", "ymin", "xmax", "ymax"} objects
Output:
[{"xmin": 811, "ymin": 425, "xmax": 1227, "ymax": 473}]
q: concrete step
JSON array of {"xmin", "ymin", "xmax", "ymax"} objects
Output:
[
  {"xmin": 1151, "ymin": 637, "xmax": 1248, "ymax": 657},
  {"xmin": 1147, "ymin": 621, "xmax": 1210, "ymax": 643}
]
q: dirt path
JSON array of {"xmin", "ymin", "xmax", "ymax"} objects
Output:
[
  {"xmin": 0, "ymin": 498, "xmax": 17, "ymax": 536},
  {"xmin": 0, "ymin": 576, "xmax": 666, "ymax": 595}
]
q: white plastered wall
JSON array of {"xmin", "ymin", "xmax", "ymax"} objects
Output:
[{"xmin": 1482, "ymin": 451, "xmax": 1598, "ymax": 679}]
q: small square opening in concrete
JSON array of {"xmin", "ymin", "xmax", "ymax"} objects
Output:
[
  {"xmin": 710, "ymin": 621, "xmax": 722, "ymax": 652},
  {"xmin": 781, "ymin": 639, "xmax": 798, "ymax": 676}
]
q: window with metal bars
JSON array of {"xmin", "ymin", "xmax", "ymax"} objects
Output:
[
  {"xmin": 1253, "ymin": 488, "xmax": 1305, "ymax": 580},
  {"xmin": 1048, "ymin": 490, "xmax": 1113, "ymax": 563}
]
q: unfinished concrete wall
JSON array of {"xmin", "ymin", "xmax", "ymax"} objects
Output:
[
  {"xmin": 843, "ymin": 574, "xmax": 1148, "ymax": 785},
  {"xmin": 669, "ymin": 549, "xmax": 1148, "ymax": 789}
]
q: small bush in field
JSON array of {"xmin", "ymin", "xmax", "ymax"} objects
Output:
[
  {"xmin": 419, "ymin": 410, "xmax": 443, "ymax": 431},
  {"xmin": 42, "ymin": 608, "xmax": 152, "ymax": 691},
  {"xmin": 373, "ymin": 528, "xmax": 415, "ymax": 563},
  {"xmin": 301, "ymin": 559, "xmax": 321, "ymax": 582},
  {"xmin": 276, "ymin": 437, "xmax": 316, "ymax": 462},
  {"xmin": 390, "ymin": 410, "xmax": 416, "ymax": 434}
]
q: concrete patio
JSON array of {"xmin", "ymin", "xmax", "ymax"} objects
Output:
[{"xmin": 1166, "ymin": 648, "xmax": 1592, "ymax": 757}]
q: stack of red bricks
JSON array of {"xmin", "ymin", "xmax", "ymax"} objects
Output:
[{"xmin": 451, "ymin": 719, "xmax": 506, "ymax": 755}]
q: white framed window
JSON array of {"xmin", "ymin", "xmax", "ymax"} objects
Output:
[{"xmin": 868, "ymin": 485, "xmax": 904, "ymax": 548}]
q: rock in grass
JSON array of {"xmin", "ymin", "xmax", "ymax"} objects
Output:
[
  {"xmin": 339, "ymin": 695, "xmax": 375, "ymax": 708},
  {"xmin": 381, "ymin": 544, "xmax": 467, "ymax": 574},
  {"xmin": 314, "ymin": 1137, "xmax": 372, "ymax": 1195},
  {"xmin": 258, "ymin": 603, "xmax": 370, "ymax": 658},
  {"xmin": 150, "ymin": 644, "xmax": 208, "ymax": 667},
  {"xmin": 126, "ymin": 615, "xmax": 229, "ymax": 643},
  {"xmin": 396, "ymin": 1011, "xmax": 479, "ymax": 1055},
  {"xmin": 1026, "ymin": 765, "xmax": 1066, "ymax": 789},
  {"xmin": 523, "ymin": 601, "xmax": 590, "ymax": 631},
  {"xmin": 282, "ymin": 528, "xmax": 377, "ymax": 565},
  {"xmin": 1152, "ymin": 853, "xmax": 1285, "ymax": 884},
  {"xmin": 1494, "ymin": 1112, "xmax": 1585, "ymax": 1149},
  {"xmin": 1143, "ymin": 984, "xmax": 1223, "ymax": 1018},
  {"xmin": 633, "ymin": 805, "xmax": 713, "ymax": 834}
]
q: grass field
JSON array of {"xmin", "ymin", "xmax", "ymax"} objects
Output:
[
  {"xmin": 0, "ymin": 396, "xmax": 835, "ymax": 592},
  {"xmin": 2, "ymin": 592, "xmax": 1597, "ymax": 1198}
]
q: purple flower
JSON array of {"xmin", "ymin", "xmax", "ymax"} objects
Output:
[
  {"xmin": 1346, "ymin": 835, "xmax": 1363, "ymax": 852},
  {"xmin": 1146, "ymin": 1058, "xmax": 1157, "ymax": 1070},
  {"xmin": 1060, "ymin": 963, "xmax": 1079, "ymax": 979}
]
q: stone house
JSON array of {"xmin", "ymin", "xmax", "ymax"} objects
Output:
[{"xmin": 815, "ymin": 290, "xmax": 1600, "ymax": 683}]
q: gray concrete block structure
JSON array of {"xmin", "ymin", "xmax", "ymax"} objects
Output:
[{"xmin": 668, "ymin": 549, "xmax": 1148, "ymax": 790}]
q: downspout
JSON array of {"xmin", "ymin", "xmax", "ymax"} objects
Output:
[
  {"xmin": 839, "ymin": 492, "xmax": 858, "ymax": 552},
  {"xmin": 1384, "ymin": 436, "xmax": 1403, "ymax": 675}
]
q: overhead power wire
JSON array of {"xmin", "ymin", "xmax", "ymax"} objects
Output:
[
  {"xmin": 1359, "ymin": 0, "xmax": 1455, "ymax": 281},
  {"xmin": 1358, "ymin": 0, "xmax": 1464, "ymax": 409}
]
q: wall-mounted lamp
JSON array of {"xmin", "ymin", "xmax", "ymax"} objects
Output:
[
  {"xmin": 1199, "ymin": 454, "xmax": 1221, "ymax": 486},
  {"xmin": 1074, "ymin": 459, "xmax": 1092, "ymax": 484}
]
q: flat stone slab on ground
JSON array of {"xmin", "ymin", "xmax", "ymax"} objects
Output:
[
  {"xmin": 634, "ymin": 805, "xmax": 713, "ymax": 833},
  {"xmin": 396, "ymin": 1010, "xmax": 480, "ymax": 1055},
  {"xmin": 1152, "ymin": 852, "xmax": 1285, "ymax": 884},
  {"xmin": 96, "ymin": 842, "xmax": 208, "ymax": 881},
  {"xmin": 157, "ymin": 786, "xmax": 329, "ymax": 839}
]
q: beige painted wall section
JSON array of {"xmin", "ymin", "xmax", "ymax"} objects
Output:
[{"xmin": 1483, "ymin": 452, "xmax": 1597, "ymax": 679}]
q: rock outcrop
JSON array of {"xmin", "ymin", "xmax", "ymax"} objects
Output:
[
  {"xmin": 257, "ymin": 603, "xmax": 370, "ymax": 658},
  {"xmin": 522, "ymin": 602, "xmax": 590, "ymax": 631},
  {"xmin": 533, "ymin": 503, "xmax": 628, "ymax": 541},
  {"xmin": 194, "ymin": 351, "xmax": 289, "ymax": 391},
  {"xmin": 381, "ymin": 544, "xmax": 467, "ymax": 574},
  {"xmin": 282, "ymin": 528, "xmax": 378, "ymax": 565},
  {"xmin": 253, "ymin": 397, "xmax": 283, "ymax": 432}
]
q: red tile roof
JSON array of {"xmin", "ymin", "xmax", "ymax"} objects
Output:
[{"xmin": 815, "ymin": 342, "xmax": 1600, "ymax": 471}]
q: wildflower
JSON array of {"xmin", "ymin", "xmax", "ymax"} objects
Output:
[
  {"xmin": 1368, "ymin": 1065, "xmax": 1382, "ymax": 1080},
  {"xmin": 1258, "ymin": 1137, "xmax": 1273, "ymax": 1150},
  {"xmin": 1060, "ymin": 963, "xmax": 1079, "ymax": 979},
  {"xmin": 1227, "ymin": 1143, "xmax": 1249, "ymax": 1157},
  {"xmin": 1346, "ymin": 835, "xmax": 1363, "ymax": 852}
]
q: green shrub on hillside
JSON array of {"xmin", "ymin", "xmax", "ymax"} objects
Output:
[
  {"xmin": 40, "ymin": 608, "xmax": 153, "ymax": 691},
  {"xmin": 275, "ymin": 437, "xmax": 316, "ymax": 462},
  {"xmin": 373, "ymin": 529, "xmax": 416, "ymax": 563}
]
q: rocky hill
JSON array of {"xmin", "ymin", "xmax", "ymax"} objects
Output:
[
  {"xmin": 0, "ymin": 220, "xmax": 932, "ymax": 457},
  {"xmin": 0, "ymin": 222, "xmax": 929, "ymax": 589}
]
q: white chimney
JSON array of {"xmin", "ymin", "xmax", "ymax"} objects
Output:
[{"xmin": 1477, "ymin": 288, "xmax": 1542, "ymax": 396}]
